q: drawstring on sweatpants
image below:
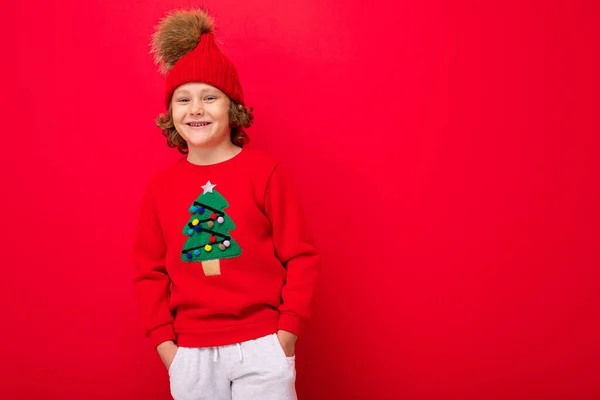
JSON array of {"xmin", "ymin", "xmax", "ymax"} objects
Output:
[
  {"xmin": 211, "ymin": 343, "xmax": 243, "ymax": 362},
  {"xmin": 237, "ymin": 342, "xmax": 243, "ymax": 362}
]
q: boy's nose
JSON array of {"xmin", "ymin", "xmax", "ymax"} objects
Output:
[{"xmin": 191, "ymin": 103, "xmax": 204, "ymax": 115}]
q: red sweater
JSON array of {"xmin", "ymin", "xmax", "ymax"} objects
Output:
[{"xmin": 132, "ymin": 148, "xmax": 320, "ymax": 348}]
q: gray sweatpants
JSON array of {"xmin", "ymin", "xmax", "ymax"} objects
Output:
[{"xmin": 169, "ymin": 333, "xmax": 297, "ymax": 400}]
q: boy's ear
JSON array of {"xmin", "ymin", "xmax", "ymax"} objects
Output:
[{"xmin": 151, "ymin": 8, "xmax": 215, "ymax": 75}]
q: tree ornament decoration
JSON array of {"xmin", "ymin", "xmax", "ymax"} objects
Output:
[{"xmin": 181, "ymin": 181, "xmax": 242, "ymax": 275}]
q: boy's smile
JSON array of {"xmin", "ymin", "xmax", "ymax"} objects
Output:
[{"xmin": 187, "ymin": 121, "xmax": 211, "ymax": 128}]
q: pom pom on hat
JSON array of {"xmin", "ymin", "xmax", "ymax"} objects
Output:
[{"xmin": 150, "ymin": 8, "xmax": 215, "ymax": 75}]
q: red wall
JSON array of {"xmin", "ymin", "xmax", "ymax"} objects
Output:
[{"xmin": 2, "ymin": 0, "xmax": 599, "ymax": 399}]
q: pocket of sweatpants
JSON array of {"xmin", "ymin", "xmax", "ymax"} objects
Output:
[
  {"xmin": 271, "ymin": 334, "xmax": 296, "ymax": 365},
  {"xmin": 168, "ymin": 346, "xmax": 182, "ymax": 376}
]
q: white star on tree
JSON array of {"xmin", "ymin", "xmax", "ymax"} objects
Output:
[{"xmin": 201, "ymin": 181, "xmax": 217, "ymax": 194}]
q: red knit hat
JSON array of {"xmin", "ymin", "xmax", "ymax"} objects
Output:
[{"xmin": 150, "ymin": 9, "xmax": 244, "ymax": 108}]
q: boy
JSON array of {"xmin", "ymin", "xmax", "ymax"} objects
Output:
[{"xmin": 133, "ymin": 8, "xmax": 320, "ymax": 400}]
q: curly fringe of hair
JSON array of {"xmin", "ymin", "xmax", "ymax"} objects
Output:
[{"xmin": 156, "ymin": 101, "xmax": 254, "ymax": 154}]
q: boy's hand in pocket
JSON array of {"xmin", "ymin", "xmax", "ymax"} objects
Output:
[
  {"xmin": 157, "ymin": 341, "xmax": 179, "ymax": 370},
  {"xmin": 277, "ymin": 330, "xmax": 298, "ymax": 357}
]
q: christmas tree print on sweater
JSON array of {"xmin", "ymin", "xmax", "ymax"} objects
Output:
[{"xmin": 181, "ymin": 181, "xmax": 242, "ymax": 276}]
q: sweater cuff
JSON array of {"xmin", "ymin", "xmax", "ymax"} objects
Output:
[
  {"xmin": 148, "ymin": 324, "xmax": 177, "ymax": 349},
  {"xmin": 278, "ymin": 312, "xmax": 302, "ymax": 336}
]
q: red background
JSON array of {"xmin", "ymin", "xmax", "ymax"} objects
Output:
[{"xmin": 2, "ymin": 0, "xmax": 599, "ymax": 399}]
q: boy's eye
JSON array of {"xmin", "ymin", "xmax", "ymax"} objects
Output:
[{"xmin": 175, "ymin": 96, "xmax": 216, "ymax": 102}]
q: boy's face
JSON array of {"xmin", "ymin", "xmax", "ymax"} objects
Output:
[{"xmin": 171, "ymin": 82, "xmax": 232, "ymax": 149}]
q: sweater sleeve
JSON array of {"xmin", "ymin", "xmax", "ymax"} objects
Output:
[
  {"xmin": 264, "ymin": 163, "xmax": 321, "ymax": 336},
  {"xmin": 132, "ymin": 179, "xmax": 176, "ymax": 348}
]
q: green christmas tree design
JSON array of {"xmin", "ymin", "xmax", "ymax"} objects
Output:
[{"xmin": 181, "ymin": 181, "xmax": 242, "ymax": 276}]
